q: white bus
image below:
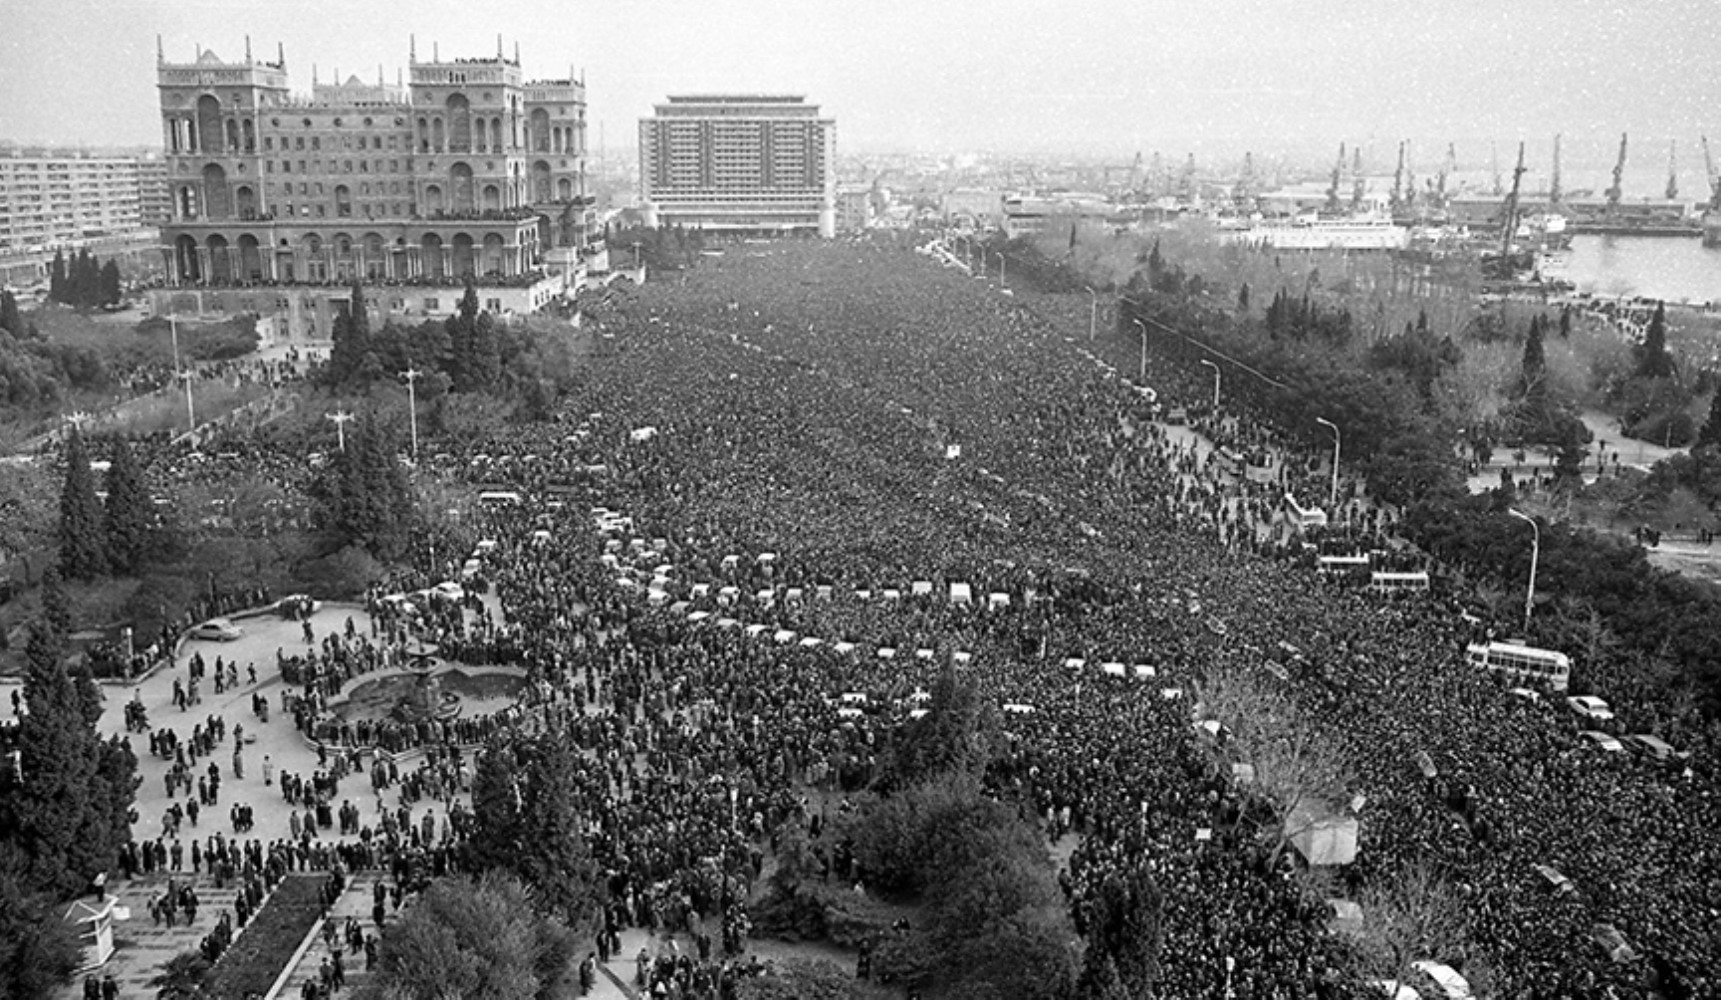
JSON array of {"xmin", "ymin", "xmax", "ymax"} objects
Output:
[
  {"xmin": 1317, "ymin": 554, "xmax": 1370, "ymax": 577},
  {"xmin": 477, "ymin": 490, "xmax": 523, "ymax": 507},
  {"xmin": 1369, "ymin": 571, "xmax": 1430, "ymax": 594},
  {"xmin": 1465, "ymin": 641, "xmax": 1571, "ymax": 693},
  {"xmin": 1283, "ymin": 494, "xmax": 1328, "ymax": 528}
]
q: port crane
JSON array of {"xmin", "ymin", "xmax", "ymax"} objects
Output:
[
  {"xmin": 1391, "ymin": 141, "xmax": 1406, "ymax": 214},
  {"xmin": 1549, "ymin": 134, "xmax": 1563, "ymax": 206},
  {"xmin": 1326, "ymin": 142, "xmax": 1345, "ymax": 212},
  {"xmin": 1351, "ymin": 146, "xmax": 1365, "ymax": 211},
  {"xmin": 1403, "ymin": 142, "xmax": 1416, "ymax": 211},
  {"xmin": 1605, "ymin": 133, "xmax": 1628, "ymax": 215},
  {"xmin": 1501, "ymin": 141, "xmax": 1527, "ymax": 257},
  {"xmin": 1436, "ymin": 144, "xmax": 1455, "ymax": 208},
  {"xmin": 1703, "ymin": 137, "xmax": 1721, "ymax": 247},
  {"xmin": 1703, "ymin": 137, "xmax": 1720, "ymax": 210}
]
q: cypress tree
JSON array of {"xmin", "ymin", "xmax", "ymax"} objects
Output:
[
  {"xmin": 102, "ymin": 437, "xmax": 152, "ymax": 575},
  {"xmin": 98, "ymin": 260, "xmax": 122, "ymax": 307},
  {"xmin": 0, "ymin": 627, "xmax": 104, "ymax": 896},
  {"xmin": 57, "ymin": 430, "xmax": 107, "ymax": 580},
  {"xmin": 470, "ymin": 308, "xmax": 501, "ymax": 390},
  {"xmin": 48, "ymin": 251, "xmax": 66, "ymax": 303},
  {"xmin": 445, "ymin": 281, "xmax": 481, "ymax": 391},
  {"xmin": 327, "ymin": 281, "xmax": 373, "ymax": 385},
  {"xmin": 1636, "ymin": 301, "xmax": 1674, "ymax": 378},
  {"xmin": 1519, "ymin": 316, "xmax": 1546, "ymax": 391},
  {"xmin": 73, "ymin": 251, "xmax": 97, "ymax": 309},
  {"xmin": 1697, "ymin": 390, "xmax": 1721, "ymax": 450},
  {"xmin": 0, "ymin": 290, "xmax": 21, "ymax": 337},
  {"xmin": 313, "ymin": 411, "xmax": 413, "ymax": 560},
  {"xmin": 39, "ymin": 567, "xmax": 72, "ymax": 641}
]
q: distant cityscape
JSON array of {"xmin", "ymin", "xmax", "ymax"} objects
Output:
[{"xmin": 4, "ymin": 34, "xmax": 1720, "ymax": 308}]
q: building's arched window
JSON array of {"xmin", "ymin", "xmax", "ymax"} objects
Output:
[
  {"xmin": 196, "ymin": 95, "xmax": 223, "ymax": 154},
  {"xmin": 446, "ymin": 94, "xmax": 471, "ymax": 152}
]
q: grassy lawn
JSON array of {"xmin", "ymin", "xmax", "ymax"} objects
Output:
[{"xmin": 0, "ymin": 305, "xmax": 264, "ymax": 448}]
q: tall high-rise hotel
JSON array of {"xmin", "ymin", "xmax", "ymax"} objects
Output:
[
  {"xmin": 154, "ymin": 37, "xmax": 595, "ymax": 333},
  {"xmin": 640, "ymin": 96, "xmax": 836, "ymax": 238}
]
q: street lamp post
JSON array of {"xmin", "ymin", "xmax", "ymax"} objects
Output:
[
  {"xmin": 1132, "ymin": 319, "xmax": 1147, "ymax": 381},
  {"xmin": 179, "ymin": 370, "xmax": 196, "ymax": 437},
  {"xmin": 1315, "ymin": 417, "xmax": 1341, "ymax": 513},
  {"xmin": 1086, "ymin": 286, "xmax": 1097, "ymax": 341},
  {"xmin": 326, "ymin": 410, "xmax": 354, "ymax": 452},
  {"xmin": 1199, "ymin": 359, "xmax": 1221, "ymax": 410},
  {"xmin": 1508, "ymin": 508, "xmax": 1540, "ymax": 629},
  {"xmin": 400, "ymin": 367, "xmax": 422, "ymax": 461}
]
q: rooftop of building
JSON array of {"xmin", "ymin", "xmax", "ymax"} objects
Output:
[
  {"xmin": 153, "ymin": 37, "xmax": 582, "ymax": 89},
  {"xmin": 665, "ymin": 94, "xmax": 809, "ymax": 104},
  {"xmin": 0, "ymin": 146, "xmax": 164, "ymax": 162}
]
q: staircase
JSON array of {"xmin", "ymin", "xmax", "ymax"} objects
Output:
[{"xmin": 270, "ymin": 871, "xmax": 392, "ymax": 999}]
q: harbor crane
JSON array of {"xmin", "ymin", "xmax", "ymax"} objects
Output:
[
  {"xmin": 1703, "ymin": 136, "xmax": 1721, "ymax": 210},
  {"xmin": 1501, "ymin": 141, "xmax": 1527, "ymax": 257},
  {"xmin": 1606, "ymin": 133, "xmax": 1628, "ymax": 214},
  {"xmin": 1549, "ymin": 134, "xmax": 1563, "ymax": 206}
]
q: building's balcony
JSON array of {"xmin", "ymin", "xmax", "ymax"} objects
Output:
[{"xmin": 145, "ymin": 269, "xmax": 554, "ymax": 292}]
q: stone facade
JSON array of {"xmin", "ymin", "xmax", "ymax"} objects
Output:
[{"xmin": 153, "ymin": 36, "xmax": 597, "ymax": 337}]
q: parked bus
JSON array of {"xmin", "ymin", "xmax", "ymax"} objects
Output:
[
  {"xmin": 1369, "ymin": 571, "xmax": 1430, "ymax": 594},
  {"xmin": 1465, "ymin": 641, "xmax": 1571, "ymax": 693},
  {"xmin": 1283, "ymin": 494, "xmax": 1328, "ymax": 529},
  {"xmin": 1317, "ymin": 554, "xmax": 1370, "ymax": 576}
]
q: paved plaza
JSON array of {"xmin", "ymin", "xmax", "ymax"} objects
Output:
[{"xmin": 0, "ymin": 602, "xmax": 525, "ymax": 999}]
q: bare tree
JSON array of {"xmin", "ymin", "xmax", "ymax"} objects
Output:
[
  {"xmin": 1353, "ymin": 862, "xmax": 1466, "ymax": 990},
  {"xmin": 1193, "ymin": 667, "xmax": 1354, "ymax": 864}
]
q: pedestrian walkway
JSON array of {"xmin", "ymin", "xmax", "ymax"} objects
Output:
[
  {"xmin": 272, "ymin": 871, "xmax": 389, "ymax": 999},
  {"xmin": 53, "ymin": 872, "xmax": 254, "ymax": 999}
]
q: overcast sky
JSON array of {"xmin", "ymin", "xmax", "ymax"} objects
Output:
[{"xmin": 2, "ymin": 0, "xmax": 1716, "ymax": 177}]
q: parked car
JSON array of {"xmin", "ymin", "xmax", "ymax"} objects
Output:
[
  {"xmin": 1566, "ymin": 695, "xmax": 1615, "ymax": 723},
  {"xmin": 1579, "ymin": 730, "xmax": 1625, "ymax": 752},
  {"xmin": 1627, "ymin": 734, "xmax": 1681, "ymax": 761},
  {"xmin": 189, "ymin": 618, "xmax": 242, "ymax": 642},
  {"xmin": 271, "ymin": 594, "xmax": 319, "ymax": 619}
]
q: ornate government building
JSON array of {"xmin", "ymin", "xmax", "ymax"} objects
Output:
[{"xmin": 153, "ymin": 36, "xmax": 597, "ymax": 337}]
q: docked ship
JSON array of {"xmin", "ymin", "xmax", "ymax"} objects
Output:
[{"xmin": 1221, "ymin": 213, "xmax": 1409, "ymax": 251}]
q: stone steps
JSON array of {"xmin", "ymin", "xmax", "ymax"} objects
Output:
[{"xmin": 273, "ymin": 871, "xmax": 393, "ymax": 997}]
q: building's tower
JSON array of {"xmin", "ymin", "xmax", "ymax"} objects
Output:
[
  {"xmin": 156, "ymin": 39, "xmax": 289, "ymax": 280},
  {"xmin": 407, "ymin": 45, "xmax": 526, "ymax": 216},
  {"xmin": 523, "ymin": 71, "xmax": 593, "ymax": 248}
]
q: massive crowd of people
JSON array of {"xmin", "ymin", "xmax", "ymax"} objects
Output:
[
  {"xmin": 472, "ymin": 236, "xmax": 1711, "ymax": 998},
  {"xmin": 107, "ymin": 234, "xmax": 1719, "ymax": 998}
]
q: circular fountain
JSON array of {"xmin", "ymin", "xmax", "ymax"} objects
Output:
[{"xmin": 328, "ymin": 638, "xmax": 526, "ymax": 728}]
